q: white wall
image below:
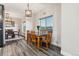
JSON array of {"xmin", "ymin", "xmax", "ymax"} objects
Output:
[
  {"xmin": 61, "ymin": 3, "xmax": 79, "ymax": 56},
  {"xmin": 33, "ymin": 4, "xmax": 61, "ymax": 47}
]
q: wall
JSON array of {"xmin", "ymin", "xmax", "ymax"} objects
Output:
[
  {"xmin": 33, "ymin": 4, "xmax": 61, "ymax": 47},
  {"xmin": 61, "ymin": 3, "xmax": 79, "ymax": 56}
]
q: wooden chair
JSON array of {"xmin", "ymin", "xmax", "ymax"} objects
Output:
[
  {"xmin": 42, "ymin": 31, "xmax": 52, "ymax": 48},
  {"xmin": 31, "ymin": 31, "xmax": 37, "ymax": 47},
  {"xmin": 27, "ymin": 30, "xmax": 31, "ymax": 44}
]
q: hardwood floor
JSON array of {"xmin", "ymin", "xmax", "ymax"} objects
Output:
[{"xmin": 0, "ymin": 39, "xmax": 62, "ymax": 56}]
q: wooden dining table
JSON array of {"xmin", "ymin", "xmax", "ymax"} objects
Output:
[{"xmin": 27, "ymin": 31, "xmax": 48, "ymax": 48}]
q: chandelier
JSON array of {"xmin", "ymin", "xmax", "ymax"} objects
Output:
[{"xmin": 25, "ymin": 3, "xmax": 32, "ymax": 17}]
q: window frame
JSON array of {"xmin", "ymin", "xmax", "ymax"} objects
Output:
[{"xmin": 39, "ymin": 15, "xmax": 53, "ymax": 31}]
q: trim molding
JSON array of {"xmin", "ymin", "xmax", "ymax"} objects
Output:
[
  {"xmin": 52, "ymin": 43, "xmax": 61, "ymax": 47},
  {"xmin": 50, "ymin": 44, "xmax": 61, "ymax": 54},
  {"xmin": 61, "ymin": 50, "xmax": 72, "ymax": 56}
]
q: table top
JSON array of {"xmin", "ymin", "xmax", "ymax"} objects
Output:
[{"xmin": 35, "ymin": 33, "xmax": 47, "ymax": 36}]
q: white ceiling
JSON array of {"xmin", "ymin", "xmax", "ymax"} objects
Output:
[{"xmin": 2, "ymin": 3, "xmax": 59, "ymax": 19}]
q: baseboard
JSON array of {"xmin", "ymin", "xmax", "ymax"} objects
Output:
[
  {"xmin": 61, "ymin": 50, "xmax": 72, "ymax": 56},
  {"xmin": 50, "ymin": 44, "xmax": 61, "ymax": 54},
  {"xmin": 52, "ymin": 43, "xmax": 61, "ymax": 47}
]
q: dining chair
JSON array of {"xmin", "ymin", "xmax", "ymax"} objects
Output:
[
  {"xmin": 31, "ymin": 31, "xmax": 37, "ymax": 47},
  {"xmin": 27, "ymin": 30, "xmax": 31, "ymax": 44},
  {"xmin": 42, "ymin": 31, "xmax": 52, "ymax": 48}
]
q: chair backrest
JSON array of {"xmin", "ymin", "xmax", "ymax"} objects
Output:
[
  {"xmin": 27, "ymin": 30, "xmax": 30, "ymax": 39},
  {"xmin": 46, "ymin": 32, "xmax": 52, "ymax": 42},
  {"xmin": 27, "ymin": 30, "xmax": 30, "ymax": 35},
  {"xmin": 31, "ymin": 31, "xmax": 36, "ymax": 41}
]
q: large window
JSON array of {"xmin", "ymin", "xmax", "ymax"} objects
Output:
[
  {"xmin": 46, "ymin": 16, "xmax": 53, "ymax": 27},
  {"xmin": 40, "ymin": 15, "xmax": 53, "ymax": 32}
]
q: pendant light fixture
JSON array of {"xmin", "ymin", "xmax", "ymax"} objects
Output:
[{"xmin": 25, "ymin": 3, "xmax": 32, "ymax": 17}]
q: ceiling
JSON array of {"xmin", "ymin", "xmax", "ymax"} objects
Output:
[{"xmin": 2, "ymin": 3, "xmax": 59, "ymax": 19}]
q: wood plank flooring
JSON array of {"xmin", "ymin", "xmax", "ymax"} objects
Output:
[{"xmin": 0, "ymin": 39, "xmax": 62, "ymax": 56}]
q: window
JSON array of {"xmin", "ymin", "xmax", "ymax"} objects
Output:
[
  {"xmin": 40, "ymin": 18, "xmax": 46, "ymax": 27},
  {"xmin": 40, "ymin": 15, "xmax": 53, "ymax": 32},
  {"xmin": 46, "ymin": 16, "xmax": 53, "ymax": 27}
]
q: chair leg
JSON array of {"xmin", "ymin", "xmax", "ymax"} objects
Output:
[
  {"xmin": 40, "ymin": 41, "xmax": 42, "ymax": 48},
  {"xmin": 29, "ymin": 39, "xmax": 31, "ymax": 45},
  {"xmin": 49, "ymin": 43, "xmax": 50, "ymax": 48},
  {"xmin": 46, "ymin": 42, "xmax": 48, "ymax": 49}
]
